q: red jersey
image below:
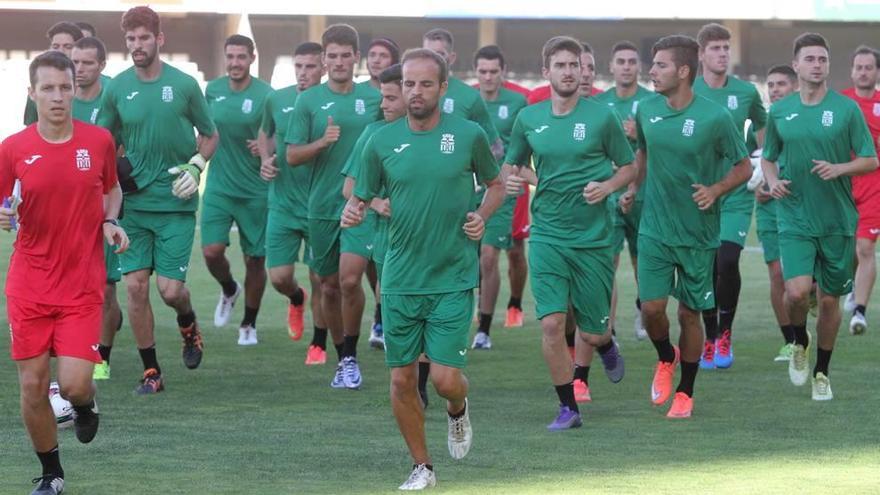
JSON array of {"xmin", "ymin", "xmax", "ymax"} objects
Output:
[
  {"xmin": 0, "ymin": 121, "xmax": 117, "ymax": 306},
  {"xmin": 527, "ymin": 84, "xmax": 602, "ymax": 105},
  {"xmin": 842, "ymin": 87, "xmax": 880, "ymax": 191}
]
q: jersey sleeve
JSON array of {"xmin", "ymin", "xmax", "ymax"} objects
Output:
[
  {"xmin": 715, "ymin": 112, "xmax": 750, "ymax": 164},
  {"xmin": 748, "ymin": 86, "xmax": 768, "ymax": 132},
  {"xmin": 261, "ymin": 93, "xmax": 276, "ymax": 137},
  {"xmin": 472, "ymin": 127, "xmax": 500, "ymax": 185},
  {"xmin": 96, "ymin": 85, "xmax": 121, "ymax": 138},
  {"xmin": 603, "ymin": 110, "xmax": 635, "ymax": 166},
  {"xmin": 285, "ymin": 97, "xmax": 311, "ymax": 145},
  {"xmin": 102, "ymin": 131, "xmax": 119, "ymax": 194},
  {"xmin": 762, "ymin": 111, "xmax": 781, "ymax": 162},
  {"xmin": 471, "ymin": 96, "xmax": 500, "ymax": 144},
  {"xmin": 504, "ymin": 114, "xmax": 532, "ymax": 167},
  {"xmin": 0, "ymin": 140, "xmax": 15, "ymax": 197},
  {"xmin": 186, "ymin": 78, "xmax": 216, "ymax": 137},
  {"xmin": 352, "ymin": 137, "xmax": 381, "ymax": 202},
  {"xmin": 848, "ymin": 104, "xmax": 878, "ymax": 158}
]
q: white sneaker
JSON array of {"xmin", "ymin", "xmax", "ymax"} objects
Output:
[
  {"xmin": 237, "ymin": 325, "xmax": 258, "ymax": 346},
  {"xmin": 330, "ymin": 363, "xmax": 345, "ymax": 389},
  {"xmin": 471, "ymin": 332, "xmax": 491, "ymax": 350},
  {"xmin": 811, "ymin": 372, "xmax": 833, "ymax": 401},
  {"xmin": 342, "ymin": 356, "xmax": 362, "ymax": 389},
  {"xmin": 849, "ymin": 312, "xmax": 868, "ymax": 335},
  {"xmin": 214, "ymin": 283, "xmax": 241, "ymax": 327},
  {"xmin": 447, "ymin": 398, "xmax": 472, "ymax": 460},
  {"xmin": 398, "ymin": 464, "xmax": 436, "ymax": 491},
  {"xmin": 843, "ymin": 292, "xmax": 857, "ymax": 313},
  {"xmin": 634, "ymin": 307, "xmax": 647, "ymax": 341},
  {"xmin": 789, "ymin": 343, "xmax": 810, "ymax": 386}
]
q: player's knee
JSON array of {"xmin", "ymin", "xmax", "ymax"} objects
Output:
[
  {"xmin": 540, "ymin": 314, "xmax": 565, "ymax": 338},
  {"xmin": 19, "ymin": 372, "xmax": 47, "ymax": 404},
  {"xmin": 818, "ymin": 294, "xmax": 839, "ymax": 312},
  {"xmin": 785, "ymin": 285, "xmax": 811, "ymax": 307},
  {"xmin": 59, "ymin": 381, "xmax": 91, "ymax": 404},
  {"xmin": 158, "ymin": 283, "xmax": 186, "ymax": 306},
  {"xmin": 339, "ymin": 271, "xmax": 363, "ymax": 295},
  {"xmin": 390, "ymin": 370, "xmax": 417, "ymax": 397},
  {"xmin": 321, "ymin": 281, "xmax": 341, "ymax": 303},
  {"xmin": 202, "ymin": 244, "xmax": 226, "ymax": 265},
  {"xmin": 125, "ymin": 276, "xmax": 150, "ymax": 304},
  {"xmin": 269, "ymin": 271, "xmax": 291, "ymax": 293},
  {"xmin": 677, "ymin": 305, "xmax": 700, "ymax": 327},
  {"xmin": 857, "ymin": 241, "xmax": 876, "ymax": 260},
  {"xmin": 641, "ymin": 301, "xmax": 665, "ymax": 321},
  {"xmin": 244, "ymin": 256, "xmax": 266, "ymax": 273}
]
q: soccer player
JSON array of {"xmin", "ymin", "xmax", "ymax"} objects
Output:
[
  {"xmin": 756, "ymin": 64, "xmax": 799, "ymax": 362},
  {"xmin": 202, "ymin": 35, "xmax": 273, "ymax": 345},
  {"xmin": 74, "ymin": 21, "xmax": 97, "ymax": 38},
  {"xmin": 505, "ymin": 36, "xmax": 634, "ymax": 430},
  {"xmin": 693, "ymin": 23, "xmax": 768, "ymax": 370},
  {"xmin": 341, "ymin": 47, "xmax": 503, "ymax": 490},
  {"xmin": 841, "ymin": 45, "xmax": 880, "ymax": 335},
  {"xmin": 636, "ymin": 35, "xmax": 751, "ymax": 418},
  {"xmin": 471, "ymin": 45, "xmax": 528, "ymax": 350},
  {"xmin": 761, "ymin": 33, "xmax": 878, "ymax": 401},
  {"xmin": 286, "ymin": 24, "xmax": 382, "ymax": 389},
  {"xmin": 98, "ymin": 6, "xmax": 218, "ymax": 393},
  {"xmin": 2, "ymin": 51, "xmax": 128, "ymax": 495},
  {"xmin": 527, "ymin": 42, "xmax": 602, "ymax": 104},
  {"xmin": 23, "ymin": 22, "xmax": 84, "ymax": 126},
  {"xmin": 70, "ymin": 36, "xmax": 123, "ymax": 380},
  {"xmin": 364, "ymin": 37, "xmax": 400, "ymax": 89},
  {"xmin": 259, "ymin": 42, "xmax": 327, "ymax": 360}
]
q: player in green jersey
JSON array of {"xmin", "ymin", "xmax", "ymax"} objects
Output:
[
  {"xmin": 258, "ymin": 42, "xmax": 328, "ymax": 363},
  {"xmin": 23, "ymin": 22, "xmax": 84, "ymax": 126},
  {"xmin": 693, "ymin": 23, "xmax": 769, "ymax": 370},
  {"xmin": 98, "ymin": 6, "xmax": 218, "ymax": 394},
  {"xmin": 71, "ymin": 36, "xmax": 123, "ymax": 381},
  {"xmin": 201, "ymin": 35, "xmax": 273, "ymax": 346},
  {"xmin": 756, "ymin": 65, "xmax": 799, "ymax": 362},
  {"xmin": 471, "ymin": 45, "xmax": 528, "ymax": 350},
  {"xmin": 505, "ymin": 36, "xmax": 635, "ymax": 430},
  {"xmin": 635, "ymin": 35, "xmax": 751, "ymax": 418},
  {"xmin": 342, "ymin": 47, "xmax": 503, "ymax": 490},
  {"xmin": 286, "ymin": 24, "xmax": 382, "ymax": 389},
  {"xmin": 761, "ymin": 33, "xmax": 878, "ymax": 401}
]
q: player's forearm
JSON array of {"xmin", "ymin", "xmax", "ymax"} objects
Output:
[
  {"xmin": 755, "ymin": 128, "xmax": 766, "ymax": 149},
  {"xmin": 104, "ymin": 184, "xmax": 123, "ymax": 219},
  {"xmin": 761, "ymin": 158, "xmax": 780, "ymax": 184},
  {"xmin": 342, "ymin": 177, "xmax": 355, "ymax": 200},
  {"xmin": 257, "ymin": 130, "xmax": 275, "ymax": 161},
  {"xmin": 197, "ymin": 131, "xmax": 219, "ymax": 160},
  {"xmin": 630, "ymin": 150, "xmax": 646, "ymax": 193},
  {"xmin": 287, "ymin": 140, "xmax": 327, "ymax": 166},
  {"xmin": 840, "ymin": 156, "xmax": 879, "ymax": 176},
  {"xmin": 712, "ymin": 157, "xmax": 752, "ymax": 197},
  {"xmin": 476, "ymin": 179, "xmax": 505, "ymax": 221},
  {"xmin": 605, "ymin": 162, "xmax": 637, "ymax": 193}
]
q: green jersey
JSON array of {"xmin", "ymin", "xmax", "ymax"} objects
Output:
[
  {"xmin": 285, "ymin": 82, "xmax": 382, "ymax": 220},
  {"xmin": 482, "ymin": 87, "xmax": 528, "ymax": 214},
  {"xmin": 594, "ymin": 85, "xmax": 654, "ymax": 150},
  {"xmin": 98, "ymin": 62, "xmax": 215, "ymax": 213},
  {"xmin": 73, "ymin": 86, "xmax": 105, "ymax": 125},
  {"xmin": 694, "ymin": 76, "xmax": 767, "ymax": 214},
  {"xmin": 636, "ymin": 93, "xmax": 749, "ymax": 248},
  {"xmin": 354, "ymin": 114, "xmax": 499, "ymax": 295},
  {"xmin": 342, "ymin": 119, "xmax": 387, "ymax": 221},
  {"xmin": 204, "ymin": 76, "xmax": 272, "ymax": 199},
  {"xmin": 261, "ymin": 85, "xmax": 310, "ymax": 217},
  {"xmin": 505, "ymin": 98, "xmax": 634, "ymax": 248},
  {"xmin": 763, "ymin": 90, "xmax": 876, "ymax": 236},
  {"xmin": 442, "ymin": 77, "xmax": 499, "ymax": 143}
]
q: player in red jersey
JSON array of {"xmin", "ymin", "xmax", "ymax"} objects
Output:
[
  {"xmin": 841, "ymin": 45, "xmax": 880, "ymax": 336},
  {"xmin": 1, "ymin": 51, "xmax": 128, "ymax": 495}
]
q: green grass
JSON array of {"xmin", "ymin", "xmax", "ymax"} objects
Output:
[{"xmin": 1, "ymin": 233, "xmax": 879, "ymax": 494}]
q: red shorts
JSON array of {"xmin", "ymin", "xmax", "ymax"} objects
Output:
[
  {"xmin": 512, "ymin": 187, "xmax": 530, "ymax": 241},
  {"xmin": 8, "ymin": 297, "xmax": 102, "ymax": 362},
  {"xmin": 854, "ymin": 176, "xmax": 880, "ymax": 240}
]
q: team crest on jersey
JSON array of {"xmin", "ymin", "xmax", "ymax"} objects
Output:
[
  {"xmin": 498, "ymin": 105, "xmax": 509, "ymax": 119},
  {"xmin": 242, "ymin": 98, "xmax": 253, "ymax": 114},
  {"xmin": 161, "ymin": 86, "xmax": 174, "ymax": 103},
  {"xmin": 682, "ymin": 119, "xmax": 695, "ymax": 137},
  {"xmin": 727, "ymin": 95, "xmax": 738, "ymax": 110},
  {"xmin": 821, "ymin": 110, "xmax": 834, "ymax": 127},
  {"xmin": 440, "ymin": 133, "xmax": 455, "ymax": 154},
  {"xmin": 443, "ymin": 98, "xmax": 455, "ymax": 114},
  {"xmin": 573, "ymin": 123, "xmax": 586, "ymax": 141},
  {"xmin": 873, "ymin": 103, "xmax": 880, "ymax": 117},
  {"xmin": 75, "ymin": 149, "xmax": 91, "ymax": 171},
  {"xmin": 89, "ymin": 108, "xmax": 99, "ymax": 124},
  {"xmin": 355, "ymin": 99, "xmax": 366, "ymax": 115}
]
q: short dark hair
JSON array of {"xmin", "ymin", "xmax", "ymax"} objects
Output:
[
  {"xmin": 46, "ymin": 22, "xmax": 83, "ymax": 42},
  {"xmin": 73, "ymin": 36, "xmax": 107, "ymax": 63},
  {"xmin": 401, "ymin": 48, "xmax": 448, "ymax": 83},
  {"xmin": 225, "ymin": 34, "xmax": 255, "ymax": 56},
  {"xmin": 29, "ymin": 50, "xmax": 75, "ymax": 87},
  {"xmin": 793, "ymin": 32, "xmax": 829, "ymax": 57},
  {"xmin": 767, "ymin": 64, "xmax": 797, "ymax": 82},
  {"xmin": 74, "ymin": 21, "xmax": 96, "ymax": 37},
  {"xmin": 379, "ymin": 63, "xmax": 402, "ymax": 85},
  {"xmin": 423, "ymin": 28, "xmax": 454, "ymax": 51},
  {"xmin": 542, "ymin": 36, "xmax": 582, "ymax": 69},
  {"xmin": 473, "ymin": 45, "xmax": 505, "ymax": 69},
  {"xmin": 852, "ymin": 44, "xmax": 880, "ymax": 67},
  {"xmin": 294, "ymin": 41, "xmax": 322, "ymax": 57},
  {"xmin": 121, "ymin": 6, "xmax": 161, "ymax": 36},
  {"xmin": 697, "ymin": 23, "xmax": 731, "ymax": 48},
  {"xmin": 322, "ymin": 23, "xmax": 358, "ymax": 52},
  {"xmin": 652, "ymin": 35, "xmax": 700, "ymax": 84},
  {"xmin": 611, "ymin": 41, "xmax": 639, "ymax": 57}
]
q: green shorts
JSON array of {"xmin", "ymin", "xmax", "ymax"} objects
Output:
[
  {"xmin": 757, "ymin": 230, "xmax": 780, "ymax": 264},
  {"xmin": 104, "ymin": 241, "xmax": 121, "ymax": 283},
  {"xmin": 340, "ymin": 212, "xmax": 377, "ymax": 259},
  {"xmin": 382, "ymin": 290, "xmax": 474, "ymax": 369},
  {"xmin": 482, "ymin": 198, "xmax": 514, "ymax": 250},
  {"xmin": 637, "ymin": 234, "xmax": 716, "ymax": 311},
  {"xmin": 200, "ymin": 193, "xmax": 268, "ymax": 257},
  {"xmin": 779, "ymin": 233, "xmax": 855, "ymax": 296},
  {"xmin": 529, "ymin": 242, "xmax": 614, "ymax": 334},
  {"xmin": 309, "ymin": 218, "xmax": 341, "ymax": 277},
  {"xmin": 265, "ymin": 209, "xmax": 311, "ymax": 269},
  {"xmin": 720, "ymin": 212, "xmax": 752, "ymax": 247},
  {"xmin": 612, "ymin": 199, "xmax": 642, "ymax": 258},
  {"xmin": 120, "ymin": 211, "xmax": 195, "ymax": 282}
]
